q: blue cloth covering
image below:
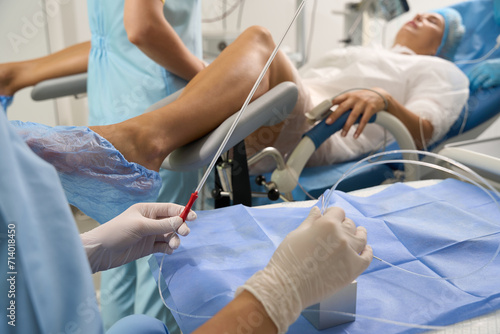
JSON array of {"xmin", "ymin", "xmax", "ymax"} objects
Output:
[
  {"xmin": 153, "ymin": 179, "xmax": 500, "ymax": 333},
  {"xmin": 10, "ymin": 120, "xmax": 162, "ymax": 224},
  {"xmin": 0, "ymin": 108, "xmax": 103, "ymax": 333},
  {"xmin": 0, "ymin": 95, "xmax": 13, "ymax": 113}
]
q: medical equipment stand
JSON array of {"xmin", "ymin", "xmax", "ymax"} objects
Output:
[{"xmin": 212, "ymin": 141, "xmax": 253, "ymax": 207}]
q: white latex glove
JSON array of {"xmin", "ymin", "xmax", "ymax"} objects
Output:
[
  {"xmin": 236, "ymin": 206, "xmax": 372, "ymax": 333},
  {"xmin": 81, "ymin": 203, "xmax": 196, "ymax": 273}
]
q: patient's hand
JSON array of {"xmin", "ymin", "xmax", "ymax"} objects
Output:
[{"xmin": 326, "ymin": 88, "xmax": 389, "ymax": 139}]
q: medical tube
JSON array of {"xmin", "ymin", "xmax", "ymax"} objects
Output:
[
  {"xmin": 157, "ymin": 149, "xmax": 500, "ymax": 332},
  {"xmin": 156, "ymin": 0, "xmax": 500, "ymax": 327},
  {"xmin": 322, "ymin": 149, "xmax": 500, "ymax": 281},
  {"xmin": 455, "ymin": 35, "xmax": 500, "ymax": 65}
]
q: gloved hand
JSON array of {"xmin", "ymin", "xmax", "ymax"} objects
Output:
[
  {"xmin": 468, "ymin": 59, "xmax": 500, "ymax": 91},
  {"xmin": 236, "ymin": 206, "xmax": 372, "ymax": 333},
  {"xmin": 81, "ymin": 203, "xmax": 196, "ymax": 273}
]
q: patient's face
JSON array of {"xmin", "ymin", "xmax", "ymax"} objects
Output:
[{"xmin": 394, "ymin": 13, "xmax": 445, "ymax": 56}]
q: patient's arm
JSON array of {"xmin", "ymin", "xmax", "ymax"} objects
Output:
[
  {"xmin": 326, "ymin": 88, "xmax": 433, "ymax": 149},
  {"xmin": 124, "ymin": 0, "xmax": 205, "ymax": 81},
  {"xmin": 0, "ymin": 41, "xmax": 90, "ymax": 96}
]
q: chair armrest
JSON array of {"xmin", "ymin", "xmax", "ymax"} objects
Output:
[
  {"xmin": 161, "ymin": 81, "xmax": 299, "ymax": 171},
  {"xmin": 270, "ymin": 110, "xmax": 419, "ymax": 193},
  {"xmin": 31, "ymin": 73, "xmax": 88, "ymax": 101},
  {"xmin": 375, "ymin": 111, "xmax": 419, "ymax": 181}
]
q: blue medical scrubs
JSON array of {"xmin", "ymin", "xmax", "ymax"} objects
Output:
[
  {"xmin": 0, "ymin": 110, "xmax": 103, "ymax": 334},
  {"xmin": 0, "ymin": 109, "xmax": 173, "ymax": 333},
  {"xmin": 86, "ymin": 0, "xmax": 202, "ymax": 331}
]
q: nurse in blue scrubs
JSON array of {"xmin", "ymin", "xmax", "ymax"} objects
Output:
[
  {"xmin": 0, "ymin": 110, "xmax": 104, "ymax": 334},
  {"xmin": 87, "ymin": 1, "xmax": 204, "ymax": 332}
]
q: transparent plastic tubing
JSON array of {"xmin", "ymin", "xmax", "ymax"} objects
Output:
[
  {"xmin": 322, "ymin": 149, "xmax": 500, "ymax": 281},
  {"xmin": 156, "ymin": 149, "xmax": 500, "ymax": 331}
]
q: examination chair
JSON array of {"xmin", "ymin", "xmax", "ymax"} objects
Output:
[
  {"xmin": 249, "ymin": 0, "xmax": 500, "ymax": 203},
  {"xmin": 29, "ymin": 75, "xmax": 500, "ymax": 207},
  {"xmin": 30, "ymin": 0, "xmax": 500, "ymax": 205},
  {"xmin": 30, "ymin": 74, "xmax": 301, "ymax": 207},
  {"xmin": 164, "ymin": 0, "xmax": 500, "ymax": 205}
]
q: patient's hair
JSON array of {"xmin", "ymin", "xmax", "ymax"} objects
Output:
[{"xmin": 431, "ymin": 7, "xmax": 465, "ymax": 61}]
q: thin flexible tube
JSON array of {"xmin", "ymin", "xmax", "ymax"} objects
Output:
[
  {"xmin": 158, "ymin": 5, "xmax": 500, "ymax": 330},
  {"xmin": 157, "ymin": 149, "xmax": 500, "ymax": 330},
  {"xmin": 195, "ymin": 0, "xmax": 308, "ymax": 194},
  {"xmin": 323, "ymin": 149, "xmax": 500, "ymax": 208},
  {"xmin": 455, "ymin": 44, "xmax": 500, "ymax": 65},
  {"xmin": 322, "ymin": 149, "xmax": 500, "ymax": 281},
  {"xmin": 158, "ymin": 252, "xmax": 211, "ymax": 320},
  {"xmin": 304, "ymin": 0, "xmax": 319, "ymax": 64},
  {"xmin": 157, "ymin": 252, "xmax": 445, "ymax": 330}
]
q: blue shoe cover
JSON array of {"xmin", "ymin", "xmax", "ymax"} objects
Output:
[
  {"xmin": 11, "ymin": 121, "xmax": 162, "ymax": 224},
  {"xmin": 0, "ymin": 95, "xmax": 13, "ymax": 113}
]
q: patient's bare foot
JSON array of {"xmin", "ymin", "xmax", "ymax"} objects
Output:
[{"xmin": 90, "ymin": 122, "xmax": 170, "ymax": 172}]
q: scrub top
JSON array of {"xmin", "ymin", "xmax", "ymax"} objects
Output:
[
  {"xmin": 87, "ymin": 0, "xmax": 202, "ymax": 126},
  {"xmin": 86, "ymin": 0, "xmax": 203, "ymax": 206},
  {"xmin": 0, "ymin": 110, "xmax": 103, "ymax": 334}
]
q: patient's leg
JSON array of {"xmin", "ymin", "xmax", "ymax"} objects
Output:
[
  {"xmin": 0, "ymin": 41, "xmax": 90, "ymax": 96},
  {"xmin": 91, "ymin": 26, "xmax": 296, "ymax": 172},
  {"xmin": 12, "ymin": 121, "xmax": 162, "ymax": 224}
]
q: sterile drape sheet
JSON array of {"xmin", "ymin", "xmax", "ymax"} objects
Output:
[{"xmin": 151, "ymin": 179, "xmax": 500, "ymax": 333}]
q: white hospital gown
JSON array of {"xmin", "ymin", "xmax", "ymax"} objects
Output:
[{"xmin": 264, "ymin": 45, "xmax": 469, "ymax": 171}]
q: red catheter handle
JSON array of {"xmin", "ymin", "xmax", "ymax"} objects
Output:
[{"xmin": 179, "ymin": 191, "xmax": 198, "ymax": 222}]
